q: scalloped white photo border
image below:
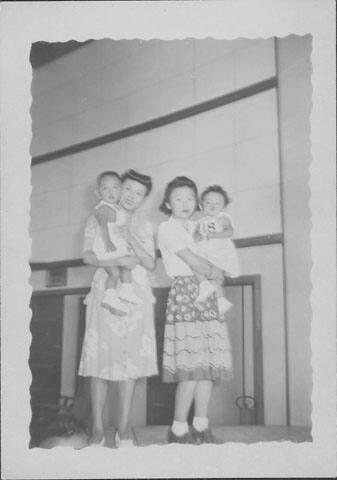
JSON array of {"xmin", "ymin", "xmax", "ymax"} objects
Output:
[{"xmin": 1, "ymin": 1, "xmax": 336, "ymax": 478}]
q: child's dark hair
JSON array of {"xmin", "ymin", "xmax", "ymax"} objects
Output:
[
  {"xmin": 200, "ymin": 185, "xmax": 231, "ymax": 206},
  {"xmin": 96, "ymin": 170, "xmax": 121, "ymax": 187},
  {"xmin": 159, "ymin": 176, "xmax": 200, "ymax": 215},
  {"xmin": 121, "ymin": 169, "xmax": 152, "ymax": 196}
]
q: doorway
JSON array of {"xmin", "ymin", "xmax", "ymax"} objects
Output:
[
  {"xmin": 29, "ymin": 294, "xmax": 64, "ymax": 443},
  {"xmin": 146, "ymin": 275, "xmax": 263, "ymax": 426}
]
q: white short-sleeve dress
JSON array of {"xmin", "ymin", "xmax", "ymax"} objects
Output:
[
  {"xmin": 78, "ymin": 215, "xmax": 158, "ymax": 381},
  {"xmin": 93, "ymin": 201, "xmax": 131, "ymax": 260},
  {"xmin": 197, "ymin": 212, "xmax": 240, "ymax": 278}
]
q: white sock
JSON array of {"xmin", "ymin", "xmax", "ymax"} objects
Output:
[
  {"xmin": 171, "ymin": 420, "xmax": 188, "ymax": 436},
  {"xmin": 193, "ymin": 416, "xmax": 208, "ymax": 432}
]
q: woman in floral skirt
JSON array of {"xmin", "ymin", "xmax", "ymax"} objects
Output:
[{"xmin": 158, "ymin": 176, "xmax": 233, "ymax": 445}]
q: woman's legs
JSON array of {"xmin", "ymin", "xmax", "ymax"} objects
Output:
[
  {"xmin": 191, "ymin": 380, "xmax": 219, "ymax": 443},
  {"xmin": 90, "ymin": 377, "xmax": 108, "ymax": 443},
  {"xmin": 193, "ymin": 380, "xmax": 213, "ymax": 430},
  {"xmin": 174, "ymin": 380, "xmax": 197, "ymax": 422},
  {"xmin": 169, "ymin": 380, "xmax": 196, "ymax": 437},
  {"xmin": 117, "ymin": 379, "xmax": 136, "ymax": 439}
]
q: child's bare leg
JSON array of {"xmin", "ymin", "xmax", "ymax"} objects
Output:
[
  {"xmin": 117, "ymin": 267, "xmax": 141, "ymax": 305},
  {"xmin": 104, "ymin": 266, "xmax": 120, "ymax": 290},
  {"xmin": 120, "ymin": 267, "xmax": 132, "ymax": 284}
]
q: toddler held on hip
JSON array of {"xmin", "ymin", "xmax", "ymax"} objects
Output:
[
  {"xmin": 92, "ymin": 171, "xmax": 141, "ymax": 315},
  {"xmin": 193, "ymin": 185, "xmax": 241, "ymax": 315}
]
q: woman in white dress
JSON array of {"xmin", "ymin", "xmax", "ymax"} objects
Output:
[{"xmin": 78, "ymin": 169, "xmax": 158, "ymax": 447}]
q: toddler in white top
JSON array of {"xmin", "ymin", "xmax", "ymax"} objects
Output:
[
  {"xmin": 194, "ymin": 185, "xmax": 240, "ymax": 314},
  {"xmin": 92, "ymin": 171, "xmax": 141, "ymax": 314}
]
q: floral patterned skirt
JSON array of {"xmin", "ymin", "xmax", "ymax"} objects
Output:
[{"xmin": 162, "ymin": 276, "xmax": 233, "ymax": 383}]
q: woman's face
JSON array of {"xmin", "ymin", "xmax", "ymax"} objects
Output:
[
  {"xmin": 167, "ymin": 186, "xmax": 196, "ymax": 219},
  {"xmin": 119, "ymin": 178, "xmax": 148, "ymax": 211}
]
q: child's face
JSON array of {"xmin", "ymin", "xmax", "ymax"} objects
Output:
[
  {"xmin": 98, "ymin": 175, "xmax": 121, "ymax": 204},
  {"xmin": 168, "ymin": 186, "xmax": 197, "ymax": 219},
  {"xmin": 202, "ymin": 191, "xmax": 226, "ymax": 216}
]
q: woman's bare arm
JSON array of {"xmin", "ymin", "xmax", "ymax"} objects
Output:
[
  {"xmin": 83, "ymin": 250, "xmax": 139, "ymax": 270},
  {"xmin": 127, "ymin": 232, "xmax": 156, "ymax": 272},
  {"xmin": 177, "ymin": 248, "xmax": 223, "ymax": 283}
]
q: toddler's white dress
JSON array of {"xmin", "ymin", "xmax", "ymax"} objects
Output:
[
  {"xmin": 197, "ymin": 212, "xmax": 240, "ymax": 278},
  {"xmin": 92, "ymin": 200, "xmax": 131, "ymax": 260}
]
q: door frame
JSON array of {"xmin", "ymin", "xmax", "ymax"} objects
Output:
[
  {"xmin": 32, "ymin": 276, "xmax": 264, "ymax": 425},
  {"xmin": 224, "ymin": 274, "xmax": 264, "ymax": 424},
  {"xmin": 147, "ymin": 275, "xmax": 264, "ymax": 425}
]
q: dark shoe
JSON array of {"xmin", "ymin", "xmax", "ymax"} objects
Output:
[
  {"xmin": 167, "ymin": 428, "xmax": 195, "ymax": 444},
  {"xmin": 191, "ymin": 426, "xmax": 219, "ymax": 444}
]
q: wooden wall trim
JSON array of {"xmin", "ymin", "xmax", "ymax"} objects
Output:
[
  {"xmin": 30, "ymin": 233, "xmax": 283, "ymax": 271},
  {"xmin": 31, "ymin": 275, "xmax": 259, "ymax": 297},
  {"xmin": 32, "ymin": 287, "xmax": 90, "ymax": 297},
  {"xmin": 31, "ymin": 77, "xmax": 277, "ymax": 166},
  {"xmin": 235, "ymin": 233, "xmax": 283, "ymax": 248}
]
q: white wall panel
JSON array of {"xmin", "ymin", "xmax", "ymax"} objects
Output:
[
  {"xmin": 127, "ymin": 84, "xmax": 161, "ymax": 125},
  {"xmin": 234, "ymin": 89, "xmax": 278, "ymax": 142},
  {"xmin": 234, "ymin": 38, "xmax": 275, "ymax": 89},
  {"xmin": 194, "ymin": 105, "xmax": 235, "ymax": 153},
  {"xmin": 194, "ymin": 53, "xmax": 235, "ymax": 103},
  {"xmin": 30, "ymin": 158, "xmax": 72, "ymax": 194},
  {"xmin": 234, "ymin": 134, "xmax": 280, "ymax": 192},
  {"xmin": 233, "ymin": 184, "xmax": 282, "ymax": 238},
  {"xmin": 158, "ymin": 73, "xmax": 194, "ymax": 115},
  {"xmin": 159, "ymin": 40, "xmax": 194, "ymax": 81}
]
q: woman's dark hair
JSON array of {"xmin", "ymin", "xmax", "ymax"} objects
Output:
[
  {"xmin": 121, "ymin": 169, "xmax": 152, "ymax": 196},
  {"xmin": 96, "ymin": 171, "xmax": 121, "ymax": 187},
  {"xmin": 200, "ymin": 185, "xmax": 231, "ymax": 206},
  {"xmin": 159, "ymin": 176, "xmax": 200, "ymax": 215}
]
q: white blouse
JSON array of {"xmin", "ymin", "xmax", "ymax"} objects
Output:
[{"xmin": 158, "ymin": 216, "xmax": 198, "ymax": 278}]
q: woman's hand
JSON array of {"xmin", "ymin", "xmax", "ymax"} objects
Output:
[
  {"xmin": 83, "ymin": 250, "xmax": 139, "ymax": 270},
  {"xmin": 193, "ymin": 228, "xmax": 204, "ymax": 243},
  {"xmin": 116, "ymin": 254, "xmax": 139, "ymax": 270},
  {"xmin": 209, "ymin": 265, "xmax": 224, "ymax": 285}
]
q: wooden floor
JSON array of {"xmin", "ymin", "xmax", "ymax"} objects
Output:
[{"xmin": 103, "ymin": 425, "xmax": 312, "ymax": 448}]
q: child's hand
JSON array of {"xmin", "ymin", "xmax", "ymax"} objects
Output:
[
  {"xmin": 106, "ymin": 240, "xmax": 117, "ymax": 252},
  {"xmin": 193, "ymin": 226, "xmax": 204, "ymax": 243}
]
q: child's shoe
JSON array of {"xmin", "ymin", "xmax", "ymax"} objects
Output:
[
  {"xmin": 217, "ymin": 296, "xmax": 232, "ymax": 315},
  {"xmin": 102, "ymin": 289, "xmax": 130, "ymax": 314},
  {"xmin": 195, "ymin": 280, "xmax": 216, "ymax": 303},
  {"xmin": 118, "ymin": 283, "xmax": 142, "ymax": 305}
]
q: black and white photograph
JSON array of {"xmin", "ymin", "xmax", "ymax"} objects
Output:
[
  {"xmin": 1, "ymin": 1, "xmax": 336, "ymax": 478},
  {"xmin": 28, "ymin": 35, "xmax": 313, "ymax": 450}
]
